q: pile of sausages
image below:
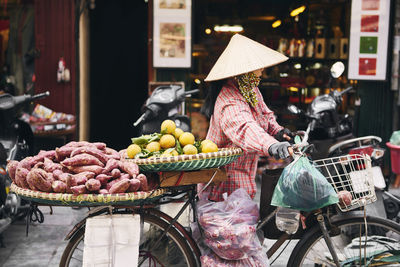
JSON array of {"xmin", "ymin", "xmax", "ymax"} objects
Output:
[{"xmin": 7, "ymin": 141, "xmax": 148, "ymax": 195}]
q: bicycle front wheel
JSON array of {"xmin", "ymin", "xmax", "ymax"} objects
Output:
[
  {"xmin": 59, "ymin": 213, "xmax": 198, "ymax": 267},
  {"xmin": 288, "ymin": 215, "xmax": 400, "ymax": 267}
]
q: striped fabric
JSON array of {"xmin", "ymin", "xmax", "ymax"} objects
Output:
[{"xmin": 203, "ymin": 78, "xmax": 283, "ymax": 201}]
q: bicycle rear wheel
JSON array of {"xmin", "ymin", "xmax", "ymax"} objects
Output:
[
  {"xmin": 288, "ymin": 215, "xmax": 400, "ymax": 266},
  {"xmin": 59, "ymin": 213, "xmax": 198, "ymax": 267}
]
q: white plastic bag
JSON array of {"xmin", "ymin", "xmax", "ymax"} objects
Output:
[{"xmin": 83, "ymin": 214, "xmax": 141, "ymax": 267}]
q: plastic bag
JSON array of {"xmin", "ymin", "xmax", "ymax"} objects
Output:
[
  {"xmin": 270, "ymin": 156, "xmax": 339, "ymax": 211},
  {"xmin": 197, "ymin": 188, "xmax": 262, "ymax": 260},
  {"xmin": 201, "ymin": 249, "xmax": 270, "ymax": 267},
  {"xmin": 390, "ymin": 130, "xmax": 400, "ymax": 145}
]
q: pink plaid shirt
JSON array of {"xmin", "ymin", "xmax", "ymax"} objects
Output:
[{"xmin": 204, "ymin": 79, "xmax": 283, "ymax": 201}]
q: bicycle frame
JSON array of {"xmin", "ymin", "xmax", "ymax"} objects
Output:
[{"xmin": 64, "ymin": 182, "xmax": 346, "ymax": 267}]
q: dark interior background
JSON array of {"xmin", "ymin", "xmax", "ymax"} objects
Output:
[{"xmin": 89, "ymin": 0, "xmax": 148, "ymax": 151}]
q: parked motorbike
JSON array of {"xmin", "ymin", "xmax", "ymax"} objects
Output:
[
  {"xmin": 0, "ymin": 91, "xmax": 50, "ymax": 244},
  {"xmin": 133, "ymin": 84, "xmax": 199, "ymax": 135},
  {"xmin": 287, "ymin": 62, "xmax": 354, "ymax": 160}
]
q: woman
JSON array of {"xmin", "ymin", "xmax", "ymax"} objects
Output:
[{"xmin": 200, "ymin": 34, "xmax": 293, "ymax": 201}]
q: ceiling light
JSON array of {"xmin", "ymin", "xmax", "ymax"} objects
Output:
[
  {"xmin": 313, "ymin": 62, "xmax": 322, "ymax": 69},
  {"xmin": 248, "ymin": 16, "xmax": 276, "ymax": 21},
  {"xmin": 290, "ymin": 5, "xmax": 306, "ymax": 17},
  {"xmin": 214, "ymin": 25, "xmax": 243, "ymax": 32},
  {"xmin": 272, "ymin": 20, "xmax": 281, "ymax": 28},
  {"xmin": 294, "ymin": 63, "xmax": 302, "ymax": 69},
  {"xmin": 205, "ymin": 28, "xmax": 212, "ymax": 35}
]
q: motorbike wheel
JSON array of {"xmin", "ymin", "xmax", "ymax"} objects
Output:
[{"xmin": 384, "ymin": 197, "xmax": 400, "ymax": 220}]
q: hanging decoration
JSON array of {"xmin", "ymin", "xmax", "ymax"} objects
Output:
[{"xmin": 57, "ymin": 56, "xmax": 70, "ymax": 83}]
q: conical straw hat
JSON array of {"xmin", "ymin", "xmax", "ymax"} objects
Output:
[{"xmin": 205, "ymin": 34, "xmax": 288, "ymax": 82}]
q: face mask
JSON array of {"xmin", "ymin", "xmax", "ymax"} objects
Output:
[{"xmin": 235, "ymin": 72, "xmax": 260, "ymax": 107}]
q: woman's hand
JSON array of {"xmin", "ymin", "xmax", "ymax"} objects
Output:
[
  {"xmin": 274, "ymin": 128, "xmax": 294, "ymax": 142},
  {"xmin": 268, "ymin": 142, "xmax": 293, "ymax": 159}
]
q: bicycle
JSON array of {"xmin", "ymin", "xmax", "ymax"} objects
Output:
[{"xmin": 56, "ymin": 133, "xmax": 400, "ymax": 266}]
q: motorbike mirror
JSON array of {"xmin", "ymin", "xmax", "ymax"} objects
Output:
[
  {"xmin": 287, "ymin": 104, "xmax": 303, "ymax": 115},
  {"xmin": 330, "ymin": 61, "xmax": 345, "ymax": 78}
]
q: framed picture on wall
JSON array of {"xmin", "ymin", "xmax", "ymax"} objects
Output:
[
  {"xmin": 348, "ymin": 0, "xmax": 391, "ymax": 80},
  {"xmin": 153, "ymin": 0, "xmax": 192, "ymax": 68}
]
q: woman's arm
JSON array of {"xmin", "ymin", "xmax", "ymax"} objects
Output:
[
  {"xmin": 256, "ymin": 89, "xmax": 283, "ymax": 136},
  {"xmin": 219, "ymin": 98, "xmax": 279, "ymax": 156}
]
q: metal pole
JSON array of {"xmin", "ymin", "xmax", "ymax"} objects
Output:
[{"xmin": 316, "ymin": 214, "xmax": 341, "ymax": 267}]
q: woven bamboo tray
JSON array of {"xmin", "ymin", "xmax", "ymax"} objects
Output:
[
  {"xmin": 127, "ymin": 147, "xmax": 242, "ymax": 172},
  {"xmin": 10, "ymin": 183, "xmax": 166, "ymax": 207}
]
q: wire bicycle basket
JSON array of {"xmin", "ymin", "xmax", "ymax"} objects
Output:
[{"xmin": 313, "ymin": 154, "xmax": 376, "ymax": 212}]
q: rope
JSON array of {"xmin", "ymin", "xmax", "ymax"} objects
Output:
[
  {"xmin": 174, "ymin": 172, "xmax": 185, "ymax": 186},
  {"xmin": 195, "ymin": 169, "xmax": 218, "ymax": 198},
  {"xmin": 109, "ymin": 206, "xmax": 115, "ymax": 267}
]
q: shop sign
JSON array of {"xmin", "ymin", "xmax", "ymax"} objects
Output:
[
  {"xmin": 348, "ymin": 0, "xmax": 391, "ymax": 80},
  {"xmin": 153, "ymin": 0, "xmax": 192, "ymax": 68}
]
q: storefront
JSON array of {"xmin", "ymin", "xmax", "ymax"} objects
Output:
[
  {"xmin": 151, "ymin": 0, "xmax": 395, "ymax": 138},
  {"xmin": 149, "ymin": 0, "xmax": 398, "ymax": 173}
]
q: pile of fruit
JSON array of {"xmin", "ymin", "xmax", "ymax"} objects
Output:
[
  {"xmin": 7, "ymin": 141, "xmax": 150, "ymax": 194},
  {"xmin": 127, "ymin": 120, "xmax": 218, "ymax": 159}
]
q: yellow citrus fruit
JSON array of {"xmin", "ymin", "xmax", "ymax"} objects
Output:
[
  {"xmin": 161, "ymin": 152, "xmax": 171, "ymax": 157},
  {"xmin": 202, "ymin": 142, "xmax": 218, "ymax": 153},
  {"xmin": 200, "ymin": 139, "xmax": 213, "ymax": 149},
  {"xmin": 179, "ymin": 132, "xmax": 195, "ymax": 146},
  {"xmin": 161, "ymin": 120, "xmax": 176, "ymax": 134},
  {"xmin": 174, "ymin": 128, "xmax": 184, "ymax": 139},
  {"xmin": 183, "ymin": 144, "xmax": 198, "ymax": 155},
  {"xmin": 159, "ymin": 134, "xmax": 176, "ymax": 149},
  {"xmin": 146, "ymin": 141, "xmax": 161, "ymax": 152},
  {"xmin": 126, "ymin": 144, "xmax": 141, "ymax": 158},
  {"xmin": 162, "ymin": 149, "xmax": 179, "ymax": 157}
]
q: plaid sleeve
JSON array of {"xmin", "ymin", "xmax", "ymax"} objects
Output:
[
  {"xmin": 255, "ymin": 88, "xmax": 283, "ymax": 136},
  {"xmin": 219, "ymin": 97, "xmax": 279, "ymax": 156}
]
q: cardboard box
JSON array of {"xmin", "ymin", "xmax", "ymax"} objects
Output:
[{"xmin": 160, "ymin": 168, "xmax": 227, "ymax": 187}]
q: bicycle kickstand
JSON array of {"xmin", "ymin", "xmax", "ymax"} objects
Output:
[{"xmin": 316, "ymin": 214, "xmax": 340, "ymax": 267}]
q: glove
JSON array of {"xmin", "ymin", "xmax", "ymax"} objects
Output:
[
  {"xmin": 274, "ymin": 128, "xmax": 294, "ymax": 142},
  {"xmin": 268, "ymin": 142, "xmax": 291, "ymax": 159}
]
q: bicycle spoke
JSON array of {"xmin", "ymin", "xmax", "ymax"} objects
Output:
[{"xmin": 139, "ymin": 251, "xmax": 167, "ymax": 267}]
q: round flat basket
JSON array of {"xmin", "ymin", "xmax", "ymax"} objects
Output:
[
  {"xmin": 127, "ymin": 147, "xmax": 243, "ymax": 172},
  {"xmin": 10, "ymin": 183, "xmax": 166, "ymax": 207}
]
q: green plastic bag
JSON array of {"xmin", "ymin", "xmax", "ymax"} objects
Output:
[
  {"xmin": 271, "ymin": 156, "xmax": 339, "ymax": 211},
  {"xmin": 390, "ymin": 130, "xmax": 400, "ymax": 145}
]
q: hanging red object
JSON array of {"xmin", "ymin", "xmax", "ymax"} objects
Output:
[{"xmin": 57, "ymin": 56, "xmax": 66, "ymax": 82}]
